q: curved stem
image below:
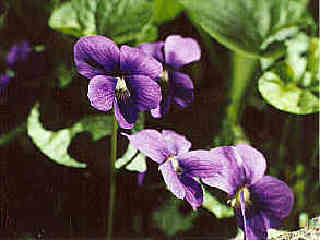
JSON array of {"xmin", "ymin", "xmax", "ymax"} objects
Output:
[{"xmin": 107, "ymin": 114, "xmax": 118, "ymax": 239}]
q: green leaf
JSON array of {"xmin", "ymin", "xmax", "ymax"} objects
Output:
[
  {"xmin": 27, "ymin": 104, "xmax": 113, "ymax": 168},
  {"xmin": 49, "ymin": 2, "xmax": 88, "ymax": 37},
  {"xmin": 153, "ymin": 196, "xmax": 199, "ymax": 237},
  {"xmin": 49, "ymin": 0, "xmax": 155, "ymax": 44},
  {"xmin": 153, "ymin": 0, "xmax": 183, "ymax": 24},
  {"xmin": 179, "ymin": 0, "xmax": 309, "ymax": 58},
  {"xmin": 258, "ymin": 71, "xmax": 319, "ymax": 114},
  {"xmin": 57, "ymin": 63, "xmax": 74, "ymax": 88},
  {"xmin": 259, "ymin": 34, "xmax": 319, "ymax": 114},
  {"xmin": 116, "ymin": 112, "xmax": 146, "ymax": 172},
  {"xmin": 202, "ymin": 190, "xmax": 234, "ymax": 218},
  {"xmin": 96, "ymin": 0, "xmax": 154, "ymax": 42}
]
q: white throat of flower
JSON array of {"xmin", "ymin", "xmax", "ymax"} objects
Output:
[
  {"xmin": 159, "ymin": 70, "xmax": 169, "ymax": 82},
  {"xmin": 165, "ymin": 155, "xmax": 182, "ymax": 175},
  {"xmin": 116, "ymin": 76, "xmax": 130, "ymax": 100}
]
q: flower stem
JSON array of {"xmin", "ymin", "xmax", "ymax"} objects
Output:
[
  {"xmin": 214, "ymin": 52, "xmax": 257, "ymax": 146},
  {"xmin": 107, "ymin": 114, "xmax": 118, "ymax": 239}
]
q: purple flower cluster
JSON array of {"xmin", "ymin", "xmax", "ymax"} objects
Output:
[
  {"xmin": 73, "ymin": 35, "xmax": 200, "ymax": 129},
  {"xmin": 73, "ymin": 35, "xmax": 294, "ymax": 240},
  {"xmin": 124, "ymin": 130, "xmax": 294, "ymax": 240}
]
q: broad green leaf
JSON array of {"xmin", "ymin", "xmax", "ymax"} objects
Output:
[
  {"xmin": 178, "ymin": 0, "xmax": 309, "ymax": 58},
  {"xmin": 96, "ymin": 0, "xmax": 154, "ymax": 43},
  {"xmin": 259, "ymin": 72, "xmax": 319, "ymax": 114},
  {"xmin": 116, "ymin": 112, "xmax": 146, "ymax": 172},
  {"xmin": 202, "ymin": 190, "xmax": 234, "ymax": 218},
  {"xmin": 153, "ymin": 197, "xmax": 198, "ymax": 237},
  {"xmin": 153, "ymin": 0, "xmax": 183, "ymax": 24},
  {"xmin": 259, "ymin": 34, "xmax": 319, "ymax": 114},
  {"xmin": 27, "ymin": 104, "xmax": 113, "ymax": 168},
  {"xmin": 49, "ymin": 0, "xmax": 155, "ymax": 44},
  {"xmin": 49, "ymin": 2, "xmax": 86, "ymax": 37}
]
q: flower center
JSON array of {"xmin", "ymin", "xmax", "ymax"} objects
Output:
[
  {"xmin": 159, "ymin": 70, "xmax": 169, "ymax": 83},
  {"xmin": 115, "ymin": 76, "xmax": 130, "ymax": 101},
  {"xmin": 227, "ymin": 187, "xmax": 251, "ymax": 208},
  {"xmin": 166, "ymin": 155, "xmax": 182, "ymax": 175}
]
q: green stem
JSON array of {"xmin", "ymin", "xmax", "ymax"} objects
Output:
[
  {"xmin": 107, "ymin": 114, "xmax": 118, "ymax": 239},
  {"xmin": 215, "ymin": 52, "xmax": 257, "ymax": 145}
]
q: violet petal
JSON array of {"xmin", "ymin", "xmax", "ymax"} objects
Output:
[
  {"xmin": 114, "ymin": 98, "xmax": 135, "ymax": 129},
  {"xmin": 123, "ymin": 129, "xmax": 170, "ymax": 164},
  {"xmin": 115, "ymin": 94, "xmax": 138, "ymax": 128},
  {"xmin": 178, "ymin": 150, "xmax": 222, "ymax": 178},
  {"xmin": 139, "ymin": 41, "xmax": 165, "ymax": 62},
  {"xmin": 165, "ymin": 35, "xmax": 201, "ymax": 70},
  {"xmin": 126, "ymin": 74, "xmax": 162, "ymax": 111},
  {"xmin": 162, "ymin": 130, "xmax": 191, "ymax": 156},
  {"xmin": 202, "ymin": 146, "xmax": 246, "ymax": 195},
  {"xmin": 180, "ymin": 175, "xmax": 203, "ymax": 210},
  {"xmin": 120, "ymin": 45, "xmax": 163, "ymax": 80},
  {"xmin": 74, "ymin": 36, "xmax": 120, "ymax": 79},
  {"xmin": 235, "ymin": 208, "xmax": 280, "ymax": 240},
  {"xmin": 150, "ymin": 86, "xmax": 173, "ymax": 119},
  {"xmin": 87, "ymin": 75, "xmax": 116, "ymax": 112},
  {"xmin": 159, "ymin": 161, "xmax": 186, "ymax": 200},
  {"xmin": 250, "ymin": 176, "xmax": 294, "ymax": 219},
  {"xmin": 235, "ymin": 144, "xmax": 266, "ymax": 184},
  {"xmin": 170, "ymin": 71, "xmax": 194, "ymax": 108}
]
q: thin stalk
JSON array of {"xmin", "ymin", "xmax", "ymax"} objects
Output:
[
  {"xmin": 215, "ymin": 52, "xmax": 257, "ymax": 145},
  {"xmin": 107, "ymin": 114, "xmax": 118, "ymax": 239}
]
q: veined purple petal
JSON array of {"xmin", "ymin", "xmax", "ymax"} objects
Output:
[
  {"xmin": 250, "ymin": 176, "xmax": 294, "ymax": 220},
  {"xmin": 120, "ymin": 45, "xmax": 163, "ymax": 80},
  {"xmin": 74, "ymin": 36, "xmax": 120, "ymax": 79},
  {"xmin": 165, "ymin": 35, "xmax": 201, "ymax": 70},
  {"xmin": 150, "ymin": 88, "xmax": 173, "ymax": 119},
  {"xmin": 235, "ymin": 144, "xmax": 266, "ymax": 184},
  {"xmin": 123, "ymin": 129, "xmax": 170, "ymax": 164},
  {"xmin": 126, "ymin": 74, "xmax": 162, "ymax": 111},
  {"xmin": 180, "ymin": 175, "xmax": 203, "ymax": 210},
  {"xmin": 162, "ymin": 130, "xmax": 191, "ymax": 156},
  {"xmin": 114, "ymin": 94, "xmax": 138, "ymax": 129},
  {"xmin": 170, "ymin": 71, "xmax": 194, "ymax": 108},
  {"xmin": 114, "ymin": 99, "xmax": 134, "ymax": 129},
  {"xmin": 139, "ymin": 41, "xmax": 165, "ymax": 62},
  {"xmin": 202, "ymin": 146, "xmax": 247, "ymax": 195},
  {"xmin": 235, "ymin": 209, "xmax": 272, "ymax": 240},
  {"xmin": 87, "ymin": 75, "xmax": 116, "ymax": 112},
  {"xmin": 178, "ymin": 151, "xmax": 222, "ymax": 179},
  {"xmin": 159, "ymin": 161, "xmax": 186, "ymax": 200}
]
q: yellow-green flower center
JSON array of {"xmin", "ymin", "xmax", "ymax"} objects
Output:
[
  {"xmin": 166, "ymin": 155, "xmax": 182, "ymax": 174},
  {"xmin": 227, "ymin": 187, "xmax": 251, "ymax": 208}
]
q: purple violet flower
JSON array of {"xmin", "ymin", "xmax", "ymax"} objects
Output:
[
  {"xmin": 74, "ymin": 36, "xmax": 163, "ymax": 129},
  {"xmin": 0, "ymin": 74, "xmax": 12, "ymax": 91},
  {"xmin": 139, "ymin": 35, "xmax": 201, "ymax": 118},
  {"xmin": 6, "ymin": 41, "xmax": 31, "ymax": 70},
  {"xmin": 202, "ymin": 145, "xmax": 294, "ymax": 240},
  {"xmin": 123, "ymin": 129, "xmax": 221, "ymax": 210}
]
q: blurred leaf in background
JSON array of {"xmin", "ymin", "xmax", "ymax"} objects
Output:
[
  {"xmin": 259, "ymin": 34, "xmax": 319, "ymax": 114},
  {"xmin": 116, "ymin": 112, "xmax": 146, "ymax": 172},
  {"xmin": 152, "ymin": 0, "xmax": 183, "ymax": 25},
  {"xmin": 153, "ymin": 196, "xmax": 199, "ymax": 237},
  {"xmin": 49, "ymin": 0, "xmax": 157, "ymax": 44},
  {"xmin": 27, "ymin": 103, "xmax": 114, "ymax": 168},
  {"xmin": 178, "ymin": 0, "xmax": 310, "ymax": 58}
]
